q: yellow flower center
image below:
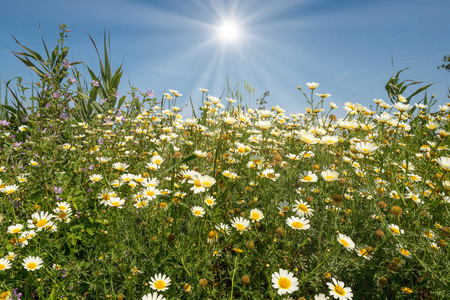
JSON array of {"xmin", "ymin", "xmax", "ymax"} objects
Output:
[
  {"xmin": 205, "ymin": 199, "xmax": 214, "ymax": 205},
  {"xmin": 359, "ymin": 249, "xmax": 367, "ymax": 256},
  {"xmin": 146, "ymin": 191, "xmax": 156, "ymax": 197},
  {"xmin": 298, "ymin": 204, "xmax": 308, "ymax": 212},
  {"xmin": 103, "ymin": 194, "xmax": 111, "ymax": 200},
  {"xmin": 0, "ymin": 264, "xmax": 5, "ymax": 270},
  {"xmin": 236, "ymin": 224, "xmax": 245, "ymax": 231},
  {"xmin": 27, "ymin": 262, "xmax": 37, "ymax": 270},
  {"xmin": 278, "ymin": 277, "xmax": 291, "ymax": 289},
  {"xmin": 291, "ymin": 221, "xmax": 303, "ymax": 229},
  {"xmin": 340, "ymin": 239, "xmax": 349, "ymax": 247},
  {"xmin": 6, "ymin": 190, "xmax": 15, "ymax": 195},
  {"xmin": 36, "ymin": 219, "xmax": 48, "ymax": 227},
  {"xmin": 154, "ymin": 280, "xmax": 166, "ymax": 290},
  {"xmin": 137, "ymin": 202, "xmax": 145, "ymax": 208},
  {"xmin": 202, "ymin": 181, "xmax": 212, "ymax": 187},
  {"xmin": 12, "ymin": 228, "xmax": 20, "ymax": 234},
  {"xmin": 390, "ymin": 227, "xmax": 400, "ymax": 234},
  {"xmin": 400, "ymin": 248, "xmax": 410, "ymax": 256},
  {"xmin": 334, "ymin": 285, "xmax": 346, "ymax": 296},
  {"xmin": 251, "ymin": 212, "xmax": 260, "ymax": 220},
  {"xmin": 423, "ymin": 231, "xmax": 433, "ymax": 238},
  {"xmin": 303, "ymin": 175, "xmax": 312, "ymax": 181},
  {"xmin": 194, "ymin": 180, "xmax": 202, "ymax": 188},
  {"xmin": 267, "ymin": 173, "xmax": 275, "ymax": 179},
  {"xmin": 0, "ymin": 292, "xmax": 10, "ymax": 300},
  {"xmin": 111, "ymin": 201, "xmax": 120, "ymax": 206},
  {"xmin": 325, "ymin": 175, "xmax": 334, "ymax": 181},
  {"xmin": 194, "ymin": 210, "xmax": 202, "ymax": 216}
]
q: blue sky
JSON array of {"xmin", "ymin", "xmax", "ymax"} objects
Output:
[{"xmin": 1, "ymin": 0, "xmax": 450, "ymax": 116}]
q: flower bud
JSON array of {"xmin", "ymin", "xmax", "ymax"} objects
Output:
[
  {"xmin": 241, "ymin": 275, "xmax": 250, "ymax": 285},
  {"xmin": 199, "ymin": 278, "xmax": 208, "ymax": 288}
]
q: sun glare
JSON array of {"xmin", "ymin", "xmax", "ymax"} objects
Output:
[{"xmin": 218, "ymin": 21, "xmax": 240, "ymax": 42}]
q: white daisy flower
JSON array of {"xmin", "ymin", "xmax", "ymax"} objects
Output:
[
  {"xmin": 327, "ymin": 278, "xmax": 353, "ymax": 300},
  {"xmin": 149, "ymin": 273, "xmax": 171, "ymax": 292},
  {"xmin": 271, "ymin": 268, "xmax": 299, "ymax": 295}
]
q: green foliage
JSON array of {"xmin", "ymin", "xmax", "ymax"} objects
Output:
[{"xmin": 385, "ymin": 68, "xmax": 433, "ymax": 105}]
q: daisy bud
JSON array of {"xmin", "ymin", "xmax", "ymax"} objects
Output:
[
  {"xmin": 172, "ymin": 151, "xmax": 183, "ymax": 159},
  {"xmin": 441, "ymin": 227, "xmax": 450, "ymax": 236},
  {"xmin": 273, "ymin": 154, "xmax": 283, "ymax": 162},
  {"xmin": 255, "ymin": 222, "xmax": 261, "ymax": 228},
  {"xmin": 246, "ymin": 241, "xmax": 255, "ymax": 250},
  {"xmin": 167, "ymin": 233, "xmax": 176, "ymax": 242},
  {"xmin": 276, "ymin": 227, "xmax": 284, "ymax": 237},
  {"xmin": 241, "ymin": 275, "xmax": 250, "ymax": 285},
  {"xmin": 377, "ymin": 201, "xmax": 387, "ymax": 209},
  {"xmin": 199, "ymin": 278, "xmax": 208, "ymax": 288},
  {"xmin": 376, "ymin": 229, "xmax": 385, "ymax": 237},
  {"xmin": 366, "ymin": 246, "xmax": 374, "ymax": 254},
  {"xmin": 389, "ymin": 262, "xmax": 399, "ymax": 272},
  {"xmin": 312, "ymin": 164, "xmax": 320, "ymax": 171},
  {"xmin": 391, "ymin": 206, "xmax": 403, "ymax": 217},
  {"xmin": 278, "ymin": 211, "xmax": 285, "ymax": 217},
  {"xmin": 306, "ymin": 196, "xmax": 313, "ymax": 203},
  {"xmin": 378, "ymin": 277, "xmax": 388, "ymax": 287},
  {"xmin": 331, "ymin": 194, "xmax": 344, "ymax": 207}
]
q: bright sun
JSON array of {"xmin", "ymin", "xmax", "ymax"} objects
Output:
[{"xmin": 218, "ymin": 21, "xmax": 240, "ymax": 42}]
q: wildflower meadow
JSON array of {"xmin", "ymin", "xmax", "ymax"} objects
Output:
[{"xmin": 1, "ymin": 25, "xmax": 450, "ymax": 299}]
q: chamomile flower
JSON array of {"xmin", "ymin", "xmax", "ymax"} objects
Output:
[
  {"xmin": 7, "ymin": 224, "xmax": 24, "ymax": 234},
  {"xmin": 337, "ymin": 234, "xmax": 355, "ymax": 251},
  {"xmin": 142, "ymin": 292, "xmax": 166, "ymax": 300},
  {"xmin": 355, "ymin": 247, "xmax": 372, "ymax": 260},
  {"xmin": 286, "ymin": 216, "xmax": 310, "ymax": 230},
  {"xmin": 388, "ymin": 224, "xmax": 404, "ymax": 235},
  {"xmin": 204, "ymin": 195, "xmax": 216, "ymax": 206},
  {"xmin": 231, "ymin": 217, "xmax": 250, "ymax": 233},
  {"xmin": 0, "ymin": 185, "xmax": 19, "ymax": 195},
  {"xmin": 27, "ymin": 211, "xmax": 55, "ymax": 231},
  {"xmin": 327, "ymin": 278, "xmax": 353, "ymax": 300},
  {"xmin": 355, "ymin": 141, "xmax": 378, "ymax": 156},
  {"xmin": 292, "ymin": 200, "xmax": 314, "ymax": 217},
  {"xmin": 191, "ymin": 206, "xmax": 205, "ymax": 217},
  {"xmin": 89, "ymin": 174, "xmax": 103, "ymax": 183},
  {"xmin": 299, "ymin": 171, "xmax": 318, "ymax": 183},
  {"xmin": 321, "ymin": 170, "xmax": 339, "ymax": 183},
  {"xmin": 0, "ymin": 258, "xmax": 12, "ymax": 271},
  {"xmin": 149, "ymin": 273, "xmax": 171, "ymax": 292},
  {"xmin": 22, "ymin": 256, "xmax": 44, "ymax": 271},
  {"xmin": 436, "ymin": 157, "xmax": 450, "ymax": 172},
  {"xmin": 271, "ymin": 268, "xmax": 299, "ymax": 295},
  {"xmin": 112, "ymin": 162, "xmax": 129, "ymax": 171},
  {"xmin": 249, "ymin": 208, "xmax": 264, "ymax": 222},
  {"xmin": 278, "ymin": 201, "xmax": 291, "ymax": 213},
  {"xmin": 106, "ymin": 197, "xmax": 125, "ymax": 208},
  {"xmin": 397, "ymin": 244, "xmax": 412, "ymax": 258}
]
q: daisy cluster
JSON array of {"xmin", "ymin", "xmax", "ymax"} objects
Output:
[{"xmin": 0, "ymin": 82, "xmax": 449, "ymax": 299}]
